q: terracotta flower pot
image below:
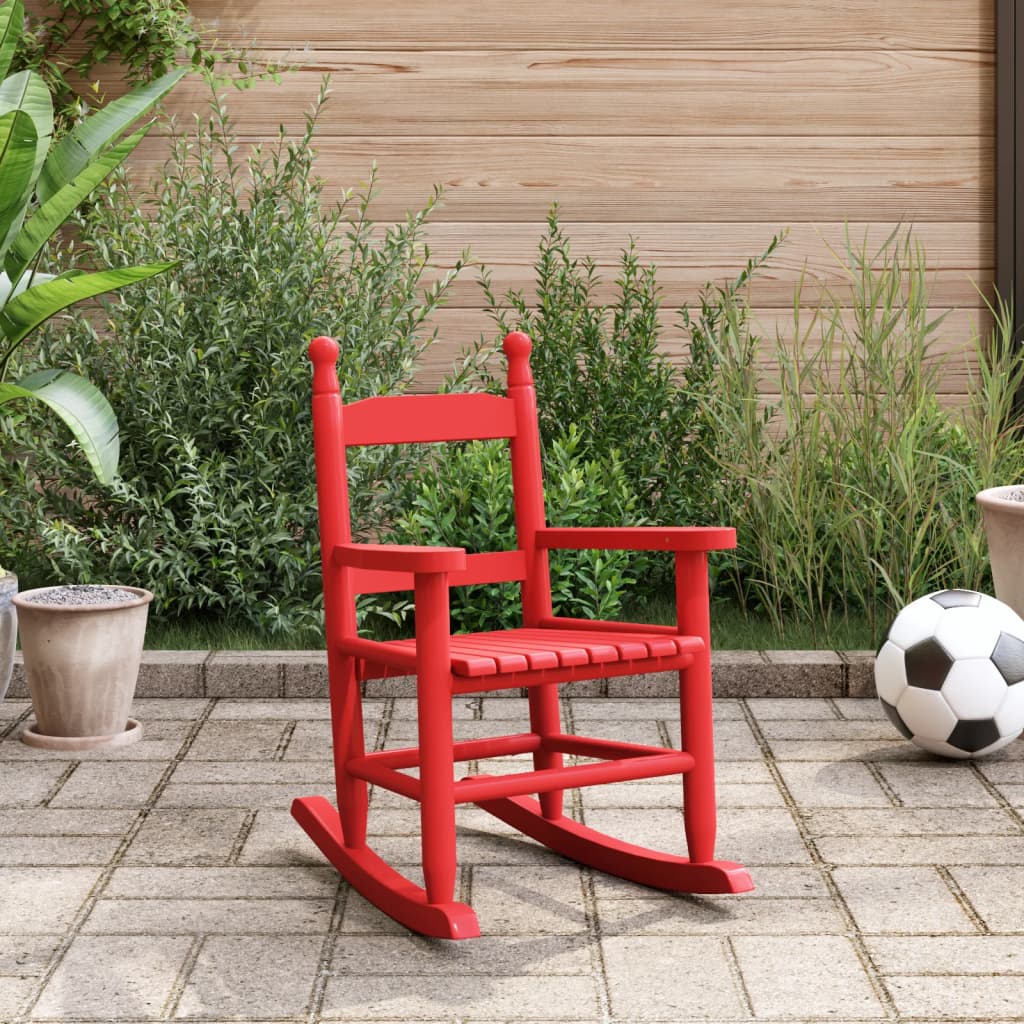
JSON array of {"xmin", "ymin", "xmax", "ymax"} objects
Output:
[
  {"xmin": 0, "ymin": 572, "xmax": 16, "ymax": 701},
  {"xmin": 976, "ymin": 486, "xmax": 1024, "ymax": 620},
  {"xmin": 12, "ymin": 585, "xmax": 153, "ymax": 750}
]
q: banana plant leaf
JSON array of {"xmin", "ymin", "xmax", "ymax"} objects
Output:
[
  {"xmin": 36, "ymin": 67, "xmax": 186, "ymax": 204},
  {"xmin": 0, "ymin": 0, "xmax": 22, "ymax": 83},
  {"xmin": 0, "ymin": 369, "xmax": 118, "ymax": 484},
  {"xmin": 0, "ymin": 262, "xmax": 175, "ymax": 351},
  {"xmin": 0, "ymin": 110, "xmax": 37, "ymax": 262},
  {"xmin": 5, "ymin": 125, "xmax": 149, "ymax": 284}
]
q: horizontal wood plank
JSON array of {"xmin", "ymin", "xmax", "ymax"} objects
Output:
[
  {"xmin": 405, "ymin": 306, "xmax": 992, "ymax": 393},
  {"xmin": 127, "ymin": 135, "xmax": 992, "ymax": 223},
  {"xmin": 155, "ymin": 49, "xmax": 992, "ymax": 138},
  {"xmin": 381, "ymin": 221, "xmax": 993, "ymax": 309},
  {"xmin": 188, "ymin": 0, "xmax": 992, "ymax": 50}
]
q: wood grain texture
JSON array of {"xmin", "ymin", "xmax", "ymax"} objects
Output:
[
  {"xmin": 187, "ymin": 0, "xmax": 992, "ymax": 50},
  {"xmin": 375, "ymin": 221, "xmax": 992, "ymax": 309},
  {"xmin": 374, "ymin": 306, "xmax": 991, "ymax": 394},
  {"xmin": 127, "ymin": 135, "xmax": 992, "ymax": 223},
  {"xmin": 156, "ymin": 49, "xmax": 992, "ymax": 138}
]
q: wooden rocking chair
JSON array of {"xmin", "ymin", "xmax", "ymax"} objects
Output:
[{"xmin": 292, "ymin": 331, "xmax": 753, "ymax": 939}]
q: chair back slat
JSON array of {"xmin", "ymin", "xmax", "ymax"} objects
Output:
[
  {"xmin": 344, "ymin": 393, "xmax": 518, "ymax": 447},
  {"xmin": 351, "ymin": 550, "xmax": 528, "ymax": 595}
]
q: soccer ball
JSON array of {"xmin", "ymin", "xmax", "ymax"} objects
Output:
[{"xmin": 875, "ymin": 589, "xmax": 1024, "ymax": 758}]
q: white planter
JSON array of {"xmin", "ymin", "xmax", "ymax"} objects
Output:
[
  {"xmin": 976, "ymin": 486, "xmax": 1024, "ymax": 620},
  {"xmin": 12, "ymin": 585, "xmax": 153, "ymax": 750},
  {"xmin": 0, "ymin": 572, "xmax": 16, "ymax": 701}
]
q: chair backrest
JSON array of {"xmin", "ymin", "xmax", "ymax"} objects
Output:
[{"xmin": 309, "ymin": 331, "xmax": 554, "ymax": 626}]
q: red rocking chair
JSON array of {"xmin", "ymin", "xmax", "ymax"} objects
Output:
[{"xmin": 292, "ymin": 331, "xmax": 753, "ymax": 939}]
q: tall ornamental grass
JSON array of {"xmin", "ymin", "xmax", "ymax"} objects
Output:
[{"xmin": 703, "ymin": 227, "xmax": 1024, "ymax": 642}]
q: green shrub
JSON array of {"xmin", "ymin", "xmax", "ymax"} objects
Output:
[
  {"xmin": 368, "ymin": 427, "xmax": 647, "ymax": 633},
  {"xmin": 700, "ymin": 227, "xmax": 1024, "ymax": 642},
  {"xmin": 0, "ymin": 83, "xmax": 465, "ymax": 638},
  {"xmin": 466, "ymin": 207, "xmax": 781, "ymax": 602}
]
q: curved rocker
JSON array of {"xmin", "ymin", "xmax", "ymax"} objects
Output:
[
  {"xmin": 292, "ymin": 796, "xmax": 481, "ymax": 940},
  {"xmin": 476, "ymin": 793, "xmax": 754, "ymax": 894}
]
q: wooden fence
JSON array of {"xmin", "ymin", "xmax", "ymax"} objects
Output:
[{"xmin": 128, "ymin": 0, "xmax": 995, "ymax": 399}]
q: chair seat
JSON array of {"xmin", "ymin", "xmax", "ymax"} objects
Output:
[{"xmin": 385, "ymin": 627, "xmax": 702, "ymax": 677}]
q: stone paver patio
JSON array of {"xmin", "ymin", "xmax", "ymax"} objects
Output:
[{"xmin": 1, "ymin": 694, "xmax": 1022, "ymax": 1023}]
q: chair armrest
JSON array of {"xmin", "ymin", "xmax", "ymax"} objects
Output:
[
  {"xmin": 333, "ymin": 542, "xmax": 467, "ymax": 574},
  {"xmin": 535, "ymin": 526, "xmax": 736, "ymax": 552}
]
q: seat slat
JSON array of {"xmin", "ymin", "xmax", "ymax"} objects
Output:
[
  {"xmin": 381, "ymin": 627, "xmax": 683, "ymax": 678},
  {"xmin": 344, "ymin": 393, "xmax": 518, "ymax": 446}
]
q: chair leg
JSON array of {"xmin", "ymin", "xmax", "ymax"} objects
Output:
[
  {"xmin": 331, "ymin": 653, "xmax": 369, "ymax": 849},
  {"xmin": 528, "ymin": 683, "xmax": 565, "ymax": 819},
  {"xmin": 680, "ymin": 651, "xmax": 717, "ymax": 864},
  {"xmin": 415, "ymin": 573, "xmax": 458, "ymax": 905}
]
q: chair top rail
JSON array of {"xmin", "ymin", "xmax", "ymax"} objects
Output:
[{"xmin": 343, "ymin": 393, "xmax": 518, "ymax": 447}]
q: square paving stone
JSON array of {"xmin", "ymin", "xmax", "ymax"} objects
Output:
[
  {"xmin": 82, "ymin": 897, "xmax": 334, "ymax": 935},
  {"xmin": 731, "ymin": 934, "xmax": 886, "ymax": 1018},
  {"xmin": 595, "ymin": 892, "xmax": 846, "ymax": 936},
  {"xmin": 802, "ymin": 807, "xmax": 1017, "ymax": 837},
  {"xmin": 878, "ymin": 762, "xmax": 1000, "ymax": 807},
  {"xmin": 0, "ymin": 809, "xmax": 137, "ymax": 837},
  {"xmin": 0, "ymin": 977, "xmax": 35, "ymax": 1020},
  {"xmin": 583, "ymin": 806, "xmax": 812, "ymax": 866},
  {"xmin": 747, "ymin": 698, "xmax": 841, "ymax": 720},
  {"xmin": 103, "ymin": 866, "xmax": 337, "ymax": 900},
  {"xmin": 0, "ymin": 867, "xmax": 101, "ymax": 934},
  {"xmin": 758, "ymin": 718, "xmax": 896, "ymax": 741},
  {"xmin": 831, "ymin": 866, "xmax": 977, "ymax": 934},
  {"xmin": 320, "ymin": 973, "xmax": 599, "ymax": 1021},
  {"xmin": 0, "ymin": 700, "xmax": 30, "ymax": 721},
  {"xmin": 601, "ymin": 935, "xmax": 745, "ymax": 1019},
  {"xmin": 0, "ymin": 762, "xmax": 73, "ymax": 807},
  {"xmin": 34, "ymin": 934, "xmax": 193, "ymax": 1019},
  {"xmin": 0, "ymin": 934, "xmax": 60, "ymax": 974},
  {"xmin": 887, "ymin": 975, "xmax": 1024, "ymax": 1019},
  {"xmin": 867, "ymin": 935, "xmax": 1024, "ymax": 974},
  {"xmin": 130, "ymin": 699, "xmax": 208, "ymax": 721},
  {"xmin": 834, "ymin": 698, "xmax": 890, "ymax": 720},
  {"xmin": 237, "ymin": 809, "xmax": 326, "ymax": 867},
  {"xmin": 174, "ymin": 934, "xmax": 324, "ymax": 1018},
  {"xmin": 209, "ymin": 699, "xmax": 336, "ymax": 721},
  {"xmin": 767, "ymin": 737, "xmax": 909, "ymax": 761},
  {"xmin": 815, "ymin": 835, "xmax": 1024, "ymax": 866},
  {"xmin": 664, "ymin": 718, "xmax": 763, "ymax": 760},
  {"xmin": 469, "ymin": 865, "xmax": 588, "ymax": 934},
  {"xmin": 775, "ymin": 760, "xmax": 893, "ymax": 808},
  {"xmin": 328, "ymin": 933, "xmax": 591, "ymax": 976},
  {"xmin": 0, "ymin": 835, "xmax": 121, "ymax": 866},
  {"xmin": 184, "ymin": 721, "xmax": 290, "ymax": 761},
  {"xmin": 50, "ymin": 762, "xmax": 166, "ymax": 808},
  {"xmin": 121, "ymin": 809, "xmax": 249, "ymax": 866},
  {"xmin": 157, "ymin": 781, "xmax": 300, "ymax": 810},
  {"xmin": 283, "ymin": 719, "xmax": 378, "ymax": 760},
  {"xmin": 948, "ymin": 867, "xmax": 1024, "ymax": 931}
]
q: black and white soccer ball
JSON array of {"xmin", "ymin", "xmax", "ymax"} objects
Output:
[{"xmin": 875, "ymin": 589, "xmax": 1024, "ymax": 758}]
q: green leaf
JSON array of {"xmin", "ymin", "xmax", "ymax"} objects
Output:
[
  {"xmin": 0, "ymin": 0, "xmax": 23, "ymax": 82},
  {"xmin": 0, "ymin": 262, "xmax": 176, "ymax": 349},
  {"xmin": 0, "ymin": 68, "xmax": 54, "ymax": 180},
  {"xmin": 0, "ymin": 109, "xmax": 37, "ymax": 265},
  {"xmin": 0, "ymin": 369, "xmax": 118, "ymax": 483},
  {"xmin": 37, "ymin": 66, "xmax": 187, "ymax": 204},
  {"xmin": 5, "ymin": 125, "xmax": 149, "ymax": 284}
]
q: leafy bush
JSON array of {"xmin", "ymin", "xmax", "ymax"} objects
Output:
[
  {"xmin": 369, "ymin": 427, "xmax": 647, "ymax": 633},
  {"xmin": 700, "ymin": 227, "xmax": 1024, "ymax": 642},
  {"xmin": 474, "ymin": 209, "xmax": 781, "ymax": 527},
  {"xmin": 0, "ymin": 84, "xmax": 464, "ymax": 638}
]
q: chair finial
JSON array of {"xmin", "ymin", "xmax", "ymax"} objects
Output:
[
  {"xmin": 309, "ymin": 336, "xmax": 340, "ymax": 395},
  {"xmin": 503, "ymin": 331, "xmax": 533, "ymax": 387}
]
